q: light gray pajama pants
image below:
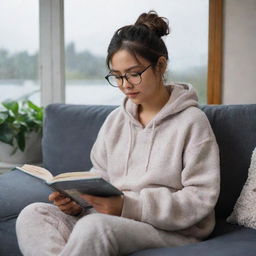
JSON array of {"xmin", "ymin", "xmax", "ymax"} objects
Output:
[{"xmin": 16, "ymin": 202, "xmax": 199, "ymax": 256}]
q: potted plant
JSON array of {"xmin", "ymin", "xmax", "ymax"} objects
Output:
[{"xmin": 0, "ymin": 100, "xmax": 43, "ymax": 165}]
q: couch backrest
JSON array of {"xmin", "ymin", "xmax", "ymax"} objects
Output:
[
  {"xmin": 42, "ymin": 104, "xmax": 116, "ymax": 174},
  {"xmin": 201, "ymin": 104, "xmax": 256, "ymax": 218},
  {"xmin": 43, "ymin": 103, "xmax": 256, "ymax": 219}
]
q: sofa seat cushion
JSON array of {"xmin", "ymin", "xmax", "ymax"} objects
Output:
[
  {"xmin": 130, "ymin": 219, "xmax": 256, "ymax": 256},
  {"xmin": 0, "ymin": 218, "xmax": 21, "ymax": 256},
  {"xmin": 0, "ymin": 170, "xmax": 51, "ymax": 220}
]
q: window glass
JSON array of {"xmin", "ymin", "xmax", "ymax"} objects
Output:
[
  {"xmin": 65, "ymin": 0, "xmax": 208, "ymax": 105},
  {"xmin": 0, "ymin": 0, "xmax": 39, "ymax": 105}
]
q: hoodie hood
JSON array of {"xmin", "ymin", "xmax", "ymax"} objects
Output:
[
  {"xmin": 121, "ymin": 83, "xmax": 199, "ymax": 175},
  {"xmin": 121, "ymin": 83, "xmax": 199, "ymax": 128}
]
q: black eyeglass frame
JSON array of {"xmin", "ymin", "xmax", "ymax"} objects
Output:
[{"xmin": 105, "ymin": 64, "xmax": 151, "ymax": 88}]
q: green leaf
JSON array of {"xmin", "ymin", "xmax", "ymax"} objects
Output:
[
  {"xmin": 16, "ymin": 131, "xmax": 26, "ymax": 152},
  {"xmin": 35, "ymin": 111, "xmax": 43, "ymax": 121},
  {"xmin": 0, "ymin": 124, "xmax": 14, "ymax": 145},
  {"xmin": 0, "ymin": 112, "xmax": 8, "ymax": 124},
  {"xmin": 13, "ymin": 120, "xmax": 28, "ymax": 128},
  {"xmin": 27, "ymin": 100, "xmax": 41, "ymax": 112},
  {"xmin": 2, "ymin": 101, "xmax": 19, "ymax": 115}
]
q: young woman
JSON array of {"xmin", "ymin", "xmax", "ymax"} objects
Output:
[{"xmin": 16, "ymin": 11, "xmax": 220, "ymax": 256}]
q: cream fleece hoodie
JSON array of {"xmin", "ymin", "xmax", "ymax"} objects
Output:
[{"xmin": 89, "ymin": 83, "xmax": 220, "ymax": 240}]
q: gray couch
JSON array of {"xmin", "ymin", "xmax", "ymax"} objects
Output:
[{"xmin": 1, "ymin": 103, "xmax": 256, "ymax": 256}]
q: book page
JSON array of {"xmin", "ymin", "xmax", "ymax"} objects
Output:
[
  {"xmin": 18, "ymin": 164, "xmax": 53, "ymax": 182},
  {"xmin": 52, "ymin": 171, "xmax": 101, "ymax": 182}
]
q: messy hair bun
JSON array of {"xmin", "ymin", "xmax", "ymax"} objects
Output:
[
  {"xmin": 135, "ymin": 10, "xmax": 170, "ymax": 38},
  {"xmin": 106, "ymin": 10, "xmax": 170, "ymax": 69}
]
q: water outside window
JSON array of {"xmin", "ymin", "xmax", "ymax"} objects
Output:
[
  {"xmin": 65, "ymin": 0, "xmax": 209, "ymax": 105},
  {"xmin": 0, "ymin": 0, "xmax": 39, "ymax": 105}
]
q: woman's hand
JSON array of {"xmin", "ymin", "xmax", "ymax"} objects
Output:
[
  {"xmin": 48, "ymin": 192, "xmax": 82, "ymax": 216},
  {"xmin": 80, "ymin": 194, "xmax": 124, "ymax": 216}
]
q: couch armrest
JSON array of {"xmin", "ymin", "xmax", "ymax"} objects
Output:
[{"xmin": 0, "ymin": 170, "xmax": 52, "ymax": 221}]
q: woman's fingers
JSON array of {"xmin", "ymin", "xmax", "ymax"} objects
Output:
[
  {"xmin": 48, "ymin": 192, "xmax": 64, "ymax": 201},
  {"xmin": 48, "ymin": 192, "xmax": 82, "ymax": 216},
  {"xmin": 59, "ymin": 201, "xmax": 82, "ymax": 216},
  {"xmin": 53, "ymin": 197, "xmax": 71, "ymax": 207},
  {"xmin": 58, "ymin": 201, "xmax": 74, "ymax": 211}
]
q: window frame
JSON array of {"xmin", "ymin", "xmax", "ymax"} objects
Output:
[
  {"xmin": 39, "ymin": 0, "xmax": 223, "ymax": 106},
  {"xmin": 207, "ymin": 0, "xmax": 223, "ymax": 104},
  {"xmin": 39, "ymin": 0, "xmax": 65, "ymax": 106}
]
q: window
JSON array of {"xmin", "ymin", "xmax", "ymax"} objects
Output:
[
  {"xmin": 0, "ymin": 0, "xmax": 40, "ymax": 105},
  {"xmin": 65, "ymin": 0, "xmax": 209, "ymax": 105}
]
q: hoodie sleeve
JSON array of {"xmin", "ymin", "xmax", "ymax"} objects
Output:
[
  {"xmin": 89, "ymin": 107, "xmax": 121, "ymax": 182},
  {"xmin": 88, "ymin": 122, "xmax": 110, "ymax": 182},
  {"xmin": 121, "ymin": 125, "xmax": 220, "ymax": 231}
]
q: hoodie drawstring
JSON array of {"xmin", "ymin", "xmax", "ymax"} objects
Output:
[
  {"xmin": 125, "ymin": 122, "xmax": 133, "ymax": 176},
  {"xmin": 145, "ymin": 122, "xmax": 156, "ymax": 173},
  {"xmin": 125, "ymin": 121, "xmax": 156, "ymax": 176}
]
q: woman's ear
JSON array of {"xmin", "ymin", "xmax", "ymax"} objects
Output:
[{"xmin": 157, "ymin": 56, "xmax": 167, "ymax": 74}]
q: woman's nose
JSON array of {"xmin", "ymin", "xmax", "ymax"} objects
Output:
[{"xmin": 122, "ymin": 78, "xmax": 133, "ymax": 89}]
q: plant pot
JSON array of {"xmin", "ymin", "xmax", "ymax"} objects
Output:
[{"xmin": 0, "ymin": 132, "xmax": 42, "ymax": 165}]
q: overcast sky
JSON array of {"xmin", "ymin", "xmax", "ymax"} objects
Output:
[{"xmin": 0, "ymin": 0, "xmax": 209, "ymax": 70}]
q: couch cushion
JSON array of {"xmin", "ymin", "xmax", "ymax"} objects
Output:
[
  {"xmin": 226, "ymin": 147, "xmax": 256, "ymax": 229},
  {"xmin": 0, "ymin": 170, "xmax": 51, "ymax": 220},
  {"xmin": 130, "ymin": 219, "xmax": 256, "ymax": 256},
  {"xmin": 0, "ymin": 218, "xmax": 22, "ymax": 256},
  {"xmin": 42, "ymin": 104, "xmax": 117, "ymax": 175}
]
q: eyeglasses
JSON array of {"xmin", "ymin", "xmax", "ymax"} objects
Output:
[{"xmin": 105, "ymin": 65, "xmax": 151, "ymax": 88}]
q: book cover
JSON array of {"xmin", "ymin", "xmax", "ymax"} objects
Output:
[{"xmin": 16, "ymin": 165, "xmax": 123, "ymax": 210}]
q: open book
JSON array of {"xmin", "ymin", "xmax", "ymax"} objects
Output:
[{"xmin": 16, "ymin": 164, "xmax": 123, "ymax": 210}]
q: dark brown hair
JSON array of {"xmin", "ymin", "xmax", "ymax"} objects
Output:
[{"xmin": 106, "ymin": 10, "xmax": 170, "ymax": 69}]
